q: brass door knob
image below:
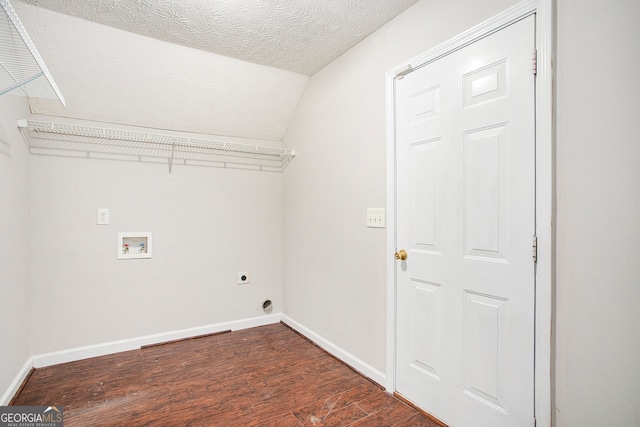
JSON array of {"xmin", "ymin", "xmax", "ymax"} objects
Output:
[{"xmin": 394, "ymin": 249, "xmax": 408, "ymax": 260}]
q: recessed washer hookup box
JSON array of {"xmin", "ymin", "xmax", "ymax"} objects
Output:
[{"xmin": 118, "ymin": 232, "xmax": 152, "ymax": 260}]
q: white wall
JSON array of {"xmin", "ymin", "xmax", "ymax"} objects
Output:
[
  {"xmin": 0, "ymin": 96, "xmax": 32, "ymax": 401},
  {"xmin": 281, "ymin": 0, "xmax": 519, "ymax": 375},
  {"xmin": 30, "ymin": 156, "xmax": 282, "ymax": 354},
  {"xmin": 555, "ymin": 0, "xmax": 640, "ymax": 425},
  {"xmin": 13, "ymin": 3, "xmax": 308, "ymax": 141},
  {"xmin": 5, "ymin": 1, "xmax": 640, "ymax": 424},
  {"xmin": 7, "ymin": 1, "xmax": 289, "ymax": 359}
]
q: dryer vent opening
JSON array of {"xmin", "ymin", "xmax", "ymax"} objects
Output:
[{"xmin": 262, "ymin": 299, "xmax": 273, "ymax": 314}]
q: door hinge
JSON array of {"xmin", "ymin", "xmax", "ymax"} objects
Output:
[
  {"xmin": 532, "ymin": 235, "xmax": 538, "ymax": 262},
  {"xmin": 532, "ymin": 49, "xmax": 538, "ymax": 76},
  {"xmin": 395, "ymin": 64, "xmax": 413, "ymax": 80}
]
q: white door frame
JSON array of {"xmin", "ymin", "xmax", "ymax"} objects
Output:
[{"xmin": 385, "ymin": 1, "xmax": 553, "ymax": 426}]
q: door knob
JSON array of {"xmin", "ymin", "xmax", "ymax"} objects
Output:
[{"xmin": 394, "ymin": 249, "xmax": 408, "ymax": 260}]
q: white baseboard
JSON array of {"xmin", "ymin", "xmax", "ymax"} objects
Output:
[
  {"xmin": 1, "ymin": 357, "xmax": 34, "ymax": 405},
  {"xmin": 6, "ymin": 313, "xmax": 385, "ymax": 404},
  {"xmin": 32, "ymin": 313, "xmax": 281, "ymax": 368},
  {"xmin": 281, "ymin": 314, "xmax": 386, "ymax": 387}
]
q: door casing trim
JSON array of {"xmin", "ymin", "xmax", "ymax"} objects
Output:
[{"xmin": 385, "ymin": 1, "xmax": 553, "ymax": 426}]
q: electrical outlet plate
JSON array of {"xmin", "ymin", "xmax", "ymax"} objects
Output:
[
  {"xmin": 367, "ymin": 208, "xmax": 385, "ymax": 228},
  {"xmin": 97, "ymin": 208, "xmax": 109, "ymax": 225},
  {"xmin": 238, "ymin": 271, "xmax": 250, "ymax": 285}
]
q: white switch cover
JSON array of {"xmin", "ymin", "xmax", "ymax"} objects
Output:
[
  {"xmin": 367, "ymin": 208, "xmax": 385, "ymax": 228},
  {"xmin": 97, "ymin": 208, "xmax": 110, "ymax": 225}
]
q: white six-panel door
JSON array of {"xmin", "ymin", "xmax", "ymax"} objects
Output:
[{"xmin": 395, "ymin": 15, "xmax": 536, "ymax": 427}]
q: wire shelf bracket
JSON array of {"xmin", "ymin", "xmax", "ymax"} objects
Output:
[
  {"xmin": 17, "ymin": 119, "xmax": 297, "ymax": 173},
  {"xmin": 1, "ymin": 0, "xmax": 65, "ymax": 104}
]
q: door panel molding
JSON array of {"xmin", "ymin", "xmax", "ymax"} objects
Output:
[{"xmin": 385, "ymin": 1, "xmax": 553, "ymax": 426}]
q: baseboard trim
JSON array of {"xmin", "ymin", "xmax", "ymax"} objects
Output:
[
  {"xmin": 9, "ymin": 313, "xmax": 385, "ymax": 404},
  {"xmin": 280, "ymin": 314, "xmax": 386, "ymax": 387},
  {"xmin": 32, "ymin": 313, "xmax": 281, "ymax": 368},
  {"xmin": 1, "ymin": 357, "xmax": 34, "ymax": 405}
]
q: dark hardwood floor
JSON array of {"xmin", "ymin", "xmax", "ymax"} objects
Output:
[{"xmin": 12, "ymin": 322, "xmax": 440, "ymax": 426}]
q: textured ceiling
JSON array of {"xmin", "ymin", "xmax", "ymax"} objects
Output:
[
  {"xmin": 13, "ymin": 3, "xmax": 310, "ymax": 141},
  {"xmin": 16, "ymin": 0, "xmax": 420, "ymax": 76}
]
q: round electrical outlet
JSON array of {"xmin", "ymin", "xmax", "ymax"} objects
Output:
[{"xmin": 237, "ymin": 271, "xmax": 250, "ymax": 284}]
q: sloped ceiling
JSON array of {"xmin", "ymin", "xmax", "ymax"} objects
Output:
[
  {"xmin": 10, "ymin": 0, "xmax": 419, "ymax": 141},
  {"xmin": 16, "ymin": 0, "xmax": 419, "ymax": 76}
]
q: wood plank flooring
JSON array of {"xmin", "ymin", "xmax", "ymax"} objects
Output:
[{"xmin": 12, "ymin": 322, "xmax": 439, "ymax": 426}]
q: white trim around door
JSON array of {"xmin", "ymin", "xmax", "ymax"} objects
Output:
[{"xmin": 385, "ymin": 1, "xmax": 553, "ymax": 426}]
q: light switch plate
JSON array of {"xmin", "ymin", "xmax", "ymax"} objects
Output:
[
  {"xmin": 97, "ymin": 208, "xmax": 110, "ymax": 225},
  {"xmin": 367, "ymin": 208, "xmax": 385, "ymax": 228}
]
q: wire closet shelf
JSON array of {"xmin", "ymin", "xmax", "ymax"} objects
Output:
[
  {"xmin": 18, "ymin": 120, "xmax": 296, "ymax": 173},
  {"xmin": 0, "ymin": 0, "xmax": 65, "ymax": 103}
]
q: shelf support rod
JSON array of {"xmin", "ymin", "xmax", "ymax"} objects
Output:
[
  {"xmin": 168, "ymin": 140, "xmax": 176, "ymax": 176},
  {"xmin": 1, "ymin": 0, "xmax": 65, "ymax": 105},
  {"xmin": 0, "ymin": 71, "xmax": 43, "ymax": 96}
]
